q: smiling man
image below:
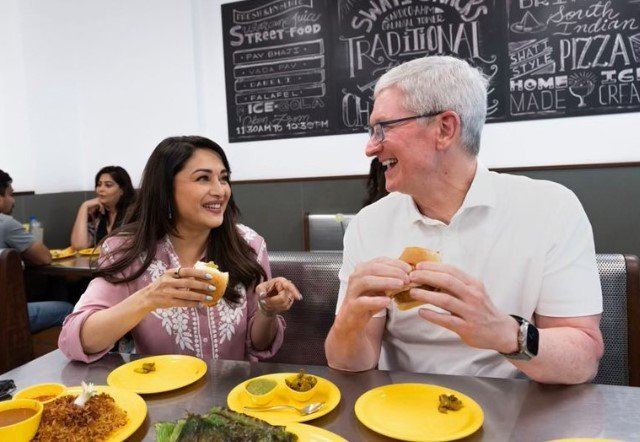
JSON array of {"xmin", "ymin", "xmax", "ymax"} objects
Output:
[{"xmin": 325, "ymin": 56, "xmax": 604, "ymax": 384}]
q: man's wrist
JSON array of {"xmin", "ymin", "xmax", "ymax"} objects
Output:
[
  {"xmin": 500, "ymin": 315, "xmax": 539, "ymax": 360},
  {"xmin": 334, "ymin": 307, "xmax": 368, "ymax": 336},
  {"xmin": 497, "ymin": 316, "xmax": 520, "ymax": 354}
]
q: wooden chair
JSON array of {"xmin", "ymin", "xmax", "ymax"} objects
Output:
[
  {"xmin": 0, "ymin": 248, "xmax": 66, "ymax": 374},
  {"xmin": 0, "ymin": 248, "xmax": 34, "ymax": 373}
]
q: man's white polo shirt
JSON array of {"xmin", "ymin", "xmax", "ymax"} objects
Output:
[{"xmin": 336, "ymin": 163, "xmax": 602, "ymax": 378}]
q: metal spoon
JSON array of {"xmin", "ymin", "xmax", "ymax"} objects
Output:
[{"xmin": 243, "ymin": 401, "xmax": 325, "ymax": 415}]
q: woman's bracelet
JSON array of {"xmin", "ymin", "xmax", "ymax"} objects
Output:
[{"xmin": 257, "ymin": 297, "xmax": 277, "ymax": 318}]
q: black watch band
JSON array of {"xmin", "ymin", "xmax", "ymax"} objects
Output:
[{"xmin": 500, "ymin": 315, "xmax": 539, "ymax": 361}]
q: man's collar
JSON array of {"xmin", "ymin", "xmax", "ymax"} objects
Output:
[
  {"xmin": 459, "ymin": 160, "xmax": 497, "ymax": 211},
  {"xmin": 405, "ymin": 160, "xmax": 496, "ymax": 225}
]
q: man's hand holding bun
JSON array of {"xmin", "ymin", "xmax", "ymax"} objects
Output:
[
  {"xmin": 386, "ymin": 247, "xmax": 441, "ymax": 311},
  {"xmin": 409, "ymin": 257, "xmax": 518, "ymax": 353},
  {"xmin": 327, "ymin": 256, "xmax": 410, "ymax": 372}
]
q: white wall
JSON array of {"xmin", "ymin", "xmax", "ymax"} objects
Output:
[
  {"xmin": 2, "ymin": 0, "xmax": 638, "ymax": 193},
  {"xmin": 0, "ymin": 0, "xmax": 32, "ymax": 189},
  {"xmin": 2, "ymin": 0, "xmax": 201, "ymax": 193}
]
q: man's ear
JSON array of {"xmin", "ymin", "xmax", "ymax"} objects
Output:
[{"xmin": 435, "ymin": 111, "xmax": 461, "ymax": 151}]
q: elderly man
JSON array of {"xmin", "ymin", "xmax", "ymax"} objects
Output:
[
  {"xmin": 0, "ymin": 169, "xmax": 73, "ymax": 332},
  {"xmin": 325, "ymin": 56, "xmax": 603, "ymax": 384}
]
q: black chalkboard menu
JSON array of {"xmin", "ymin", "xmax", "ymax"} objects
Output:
[
  {"xmin": 507, "ymin": 0, "xmax": 640, "ymax": 119},
  {"xmin": 222, "ymin": 0, "xmax": 640, "ymax": 142},
  {"xmin": 333, "ymin": 0, "xmax": 508, "ymax": 133},
  {"xmin": 221, "ymin": 0, "xmax": 336, "ymax": 141}
]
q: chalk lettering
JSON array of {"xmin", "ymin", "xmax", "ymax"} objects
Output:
[
  {"xmin": 510, "ymin": 89, "xmax": 566, "ymax": 114},
  {"xmin": 247, "ymin": 102, "xmax": 275, "ymax": 114},
  {"xmin": 519, "ymin": 0, "xmax": 569, "ymax": 9},
  {"xmin": 342, "ymin": 91, "xmax": 371, "ymax": 127},
  {"xmin": 344, "ymin": 22, "xmax": 480, "ymax": 77},
  {"xmin": 350, "ymin": 0, "xmax": 487, "ymax": 32},
  {"xmin": 559, "ymin": 34, "xmax": 632, "ymax": 71},
  {"xmin": 598, "ymin": 82, "xmax": 640, "ymax": 105},
  {"xmin": 510, "ymin": 76, "xmax": 568, "ymax": 91},
  {"xmin": 548, "ymin": 1, "xmax": 638, "ymax": 36}
]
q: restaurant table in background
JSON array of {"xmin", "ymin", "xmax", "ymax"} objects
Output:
[
  {"xmin": 28, "ymin": 255, "xmax": 96, "ymax": 279},
  {"xmin": 24, "ymin": 256, "xmax": 97, "ymax": 304},
  {"xmin": 2, "ymin": 350, "xmax": 640, "ymax": 442}
]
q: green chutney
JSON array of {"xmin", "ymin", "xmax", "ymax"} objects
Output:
[{"xmin": 246, "ymin": 378, "xmax": 277, "ymax": 395}]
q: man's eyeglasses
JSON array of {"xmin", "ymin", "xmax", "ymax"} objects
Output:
[{"xmin": 366, "ymin": 111, "xmax": 443, "ymax": 143}]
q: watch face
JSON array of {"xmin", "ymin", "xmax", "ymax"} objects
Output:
[
  {"xmin": 501, "ymin": 315, "xmax": 539, "ymax": 360},
  {"xmin": 526, "ymin": 322, "xmax": 539, "ymax": 356}
]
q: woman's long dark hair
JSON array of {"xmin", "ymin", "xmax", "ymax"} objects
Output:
[
  {"xmin": 97, "ymin": 136, "xmax": 267, "ymax": 304},
  {"xmin": 362, "ymin": 158, "xmax": 388, "ymax": 207},
  {"xmin": 95, "ymin": 166, "xmax": 135, "ymax": 228}
]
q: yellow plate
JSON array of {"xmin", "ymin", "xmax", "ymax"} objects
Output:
[
  {"xmin": 547, "ymin": 439, "xmax": 624, "ymax": 442},
  {"xmin": 286, "ymin": 422, "xmax": 347, "ymax": 442},
  {"xmin": 49, "ymin": 247, "xmax": 76, "ymax": 259},
  {"xmin": 355, "ymin": 383, "xmax": 484, "ymax": 441},
  {"xmin": 64, "ymin": 385, "xmax": 147, "ymax": 442},
  {"xmin": 107, "ymin": 355, "xmax": 208, "ymax": 394},
  {"xmin": 227, "ymin": 373, "xmax": 341, "ymax": 424},
  {"xmin": 78, "ymin": 247, "xmax": 101, "ymax": 256}
]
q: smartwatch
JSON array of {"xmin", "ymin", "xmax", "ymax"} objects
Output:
[{"xmin": 500, "ymin": 315, "xmax": 539, "ymax": 360}]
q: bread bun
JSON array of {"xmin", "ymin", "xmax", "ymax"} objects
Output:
[
  {"xmin": 386, "ymin": 247, "xmax": 441, "ymax": 311},
  {"xmin": 193, "ymin": 261, "xmax": 229, "ymax": 307}
]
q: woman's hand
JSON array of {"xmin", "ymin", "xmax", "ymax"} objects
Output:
[
  {"xmin": 250, "ymin": 277, "xmax": 301, "ymax": 350},
  {"xmin": 83, "ymin": 197, "xmax": 105, "ymax": 220},
  {"xmin": 134, "ymin": 267, "xmax": 218, "ymax": 312},
  {"xmin": 78, "ymin": 266, "xmax": 218, "ymax": 355},
  {"xmin": 255, "ymin": 277, "xmax": 302, "ymax": 315},
  {"xmin": 71, "ymin": 198, "xmax": 107, "ymax": 249}
]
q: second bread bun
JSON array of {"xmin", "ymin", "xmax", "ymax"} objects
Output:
[
  {"xmin": 193, "ymin": 261, "xmax": 229, "ymax": 307},
  {"xmin": 386, "ymin": 247, "xmax": 441, "ymax": 311}
]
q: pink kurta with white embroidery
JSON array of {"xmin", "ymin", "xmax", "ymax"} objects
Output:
[{"xmin": 58, "ymin": 224, "xmax": 284, "ymax": 363}]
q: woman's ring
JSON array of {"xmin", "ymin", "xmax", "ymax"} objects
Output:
[{"xmin": 173, "ymin": 267, "xmax": 182, "ymax": 279}]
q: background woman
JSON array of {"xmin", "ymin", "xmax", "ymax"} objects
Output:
[
  {"xmin": 70, "ymin": 166, "xmax": 135, "ymax": 250},
  {"xmin": 59, "ymin": 136, "xmax": 300, "ymax": 362},
  {"xmin": 362, "ymin": 158, "xmax": 388, "ymax": 207}
]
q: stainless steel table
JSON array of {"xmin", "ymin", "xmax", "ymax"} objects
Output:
[{"xmin": 2, "ymin": 350, "xmax": 639, "ymax": 441}]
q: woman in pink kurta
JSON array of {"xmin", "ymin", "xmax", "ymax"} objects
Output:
[{"xmin": 59, "ymin": 136, "xmax": 301, "ymax": 363}]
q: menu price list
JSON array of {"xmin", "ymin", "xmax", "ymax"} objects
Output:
[{"xmin": 222, "ymin": 0, "xmax": 336, "ymax": 142}]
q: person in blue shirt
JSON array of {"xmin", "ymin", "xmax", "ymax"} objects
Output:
[{"xmin": 0, "ymin": 169, "xmax": 73, "ymax": 333}]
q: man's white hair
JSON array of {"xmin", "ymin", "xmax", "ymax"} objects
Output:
[{"xmin": 374, "ymin": 55, "xmax": 488, "ymax": 155}]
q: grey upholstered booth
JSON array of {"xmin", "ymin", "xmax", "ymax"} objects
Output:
[
  {"xmin": 265, "ymin": 251, "xmax": 342, "ymax": 366},
  {"xmin": 303, "ymin": 213, "xmax": 354, "ymax": 251},
  {"xmin": 267, "ymin": 251, "xmax": 640, "ymax": 387},
  {"xmin": 593, "ymin": 254, "xmax": 640, "ymax": 386}
]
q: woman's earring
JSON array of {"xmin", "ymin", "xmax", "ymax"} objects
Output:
[{"xmin": 168, "ymin": 204, "xmax": 172, "ymax": 220}]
